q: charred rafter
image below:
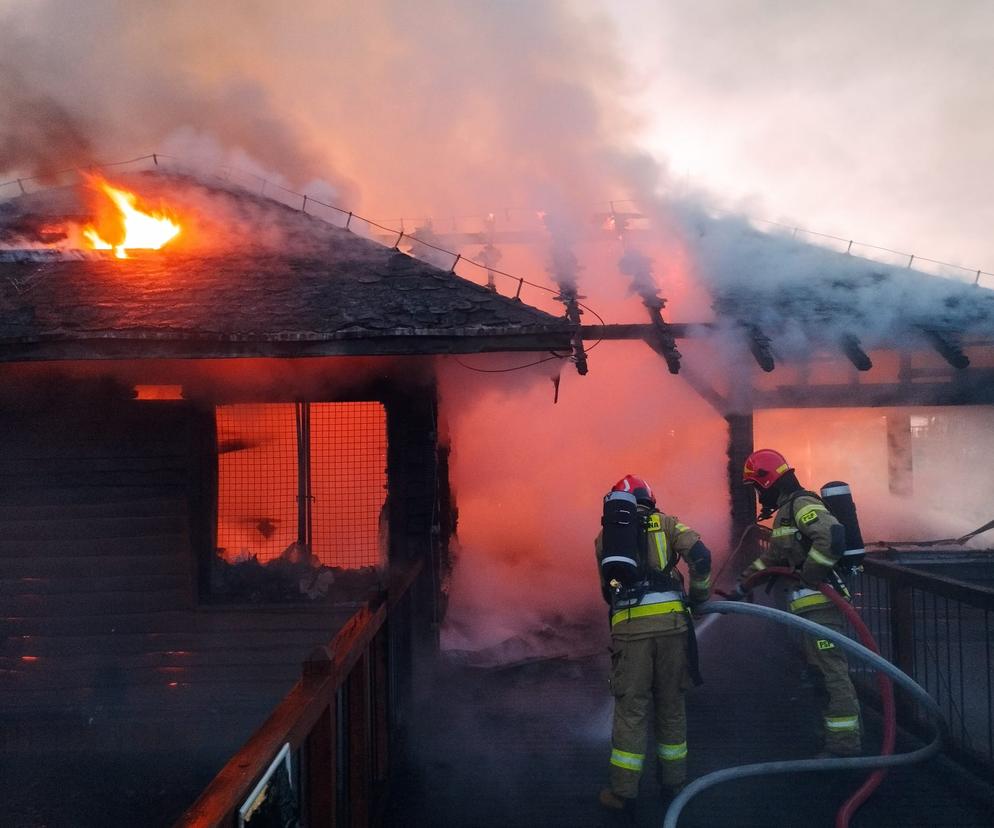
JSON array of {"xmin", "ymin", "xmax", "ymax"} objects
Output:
[
  {"xmin": 557, "ymin": 288, "xmax": 589, "ymax": 375},
  {"xmin": 840, "ymin": 334, "xmax": 872, "ymax": 371},
  {"xmin": 744, "ymin": 324, "xmax": 775, "ymax": 372},
  {"xmin": 642, "ymin": 294, "xmax": 682, "ymax": 374},
  {"xmin": 921, "ymin": 328, "xmax": 970, "ymax": 369}
]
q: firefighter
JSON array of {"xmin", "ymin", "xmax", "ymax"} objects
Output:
[
  {"xmin": 728, "ymin": 449, "xmax": 862, "ymax": 757},
  {"xmin": 596, "ymin": 474, "xmax": 713, "ymax": 813}
]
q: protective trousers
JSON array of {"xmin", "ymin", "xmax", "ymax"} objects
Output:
[
  {"xmin": 800, "ymin": 604, "xmax": 862, "ymax": 755},
  {"xmin": 608, "ymin": 632, "xmax": 690, "ymax": 798}
]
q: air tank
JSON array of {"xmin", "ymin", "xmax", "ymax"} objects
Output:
[
  {"xmin": 600, "ymin": 490, "xmax": 641, "ymax": 587},
  {"xmin": 820, "ymin": 481, "xmax": 865, "ymax": 571}
]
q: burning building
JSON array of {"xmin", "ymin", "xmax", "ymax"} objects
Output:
[{"xmin": 0, "ymin": 169, "xmax": 573, "ymax": 819}]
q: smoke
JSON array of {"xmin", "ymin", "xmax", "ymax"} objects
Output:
[{"xmin": 2, "ymin": 0, "xmax": 990, "ymax": 661}]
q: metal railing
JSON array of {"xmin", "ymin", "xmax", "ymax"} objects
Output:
[
  {"xmin": 850, "ymin": 557, "xmax": 994, "ymax": 778},
  {"xmin": 174, "ymin": 559, "xmax": 423, "ymax": 828},
  {"xmin": 726, "ymin": 527, "xmax": 994, "ymax": 777},
  {"xmin": 5, "ymin": 153, "xmax": 992, "ymax": 294}
]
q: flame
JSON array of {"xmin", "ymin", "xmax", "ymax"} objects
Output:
[{"xmin": 83, "ymin": 178, "xmax": 181, "ymax": 258}]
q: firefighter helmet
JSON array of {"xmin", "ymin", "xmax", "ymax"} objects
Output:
[
  {"xmin": 743, "ymin": 449, "xmax": 792, "ymax": 490},
  {"xmin": 612, "ymin": 474, "xmax": 655, "ymax": 507}
]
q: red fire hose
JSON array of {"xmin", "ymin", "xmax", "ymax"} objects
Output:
[{"xmin": 741, "ymin": 567, "xmax": 896, "ymax": 828}]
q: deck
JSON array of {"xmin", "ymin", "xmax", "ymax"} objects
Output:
[{"xmin": 387, "ymin": 612, "xmax": 994, "ymax": 827}]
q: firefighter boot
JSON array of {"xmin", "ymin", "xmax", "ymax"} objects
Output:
[{"xmin": 599, "ymin": 788, "xmax": 635, "ymax": 818}]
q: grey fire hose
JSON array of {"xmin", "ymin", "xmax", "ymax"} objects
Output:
[{"xmin": 663, "ymin": 600, "xmax": 946, "ymax": 828}]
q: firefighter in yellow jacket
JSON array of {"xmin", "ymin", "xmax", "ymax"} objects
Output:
[
  {"xmin": 729, "ymin": 449, "xmax": 862, "ymax": 757},
  {"xmin": 596, "ymin": 475, "xmax": 712, "ymax": 812}
]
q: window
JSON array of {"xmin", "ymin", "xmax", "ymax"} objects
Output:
[{"xmin": 215, "ymin": 402, "xmax": 387, "ymax": 570}]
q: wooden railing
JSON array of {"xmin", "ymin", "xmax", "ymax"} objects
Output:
[{"xmin": 174, "ymin": 559, "xmax": 424, "ymax": 828}]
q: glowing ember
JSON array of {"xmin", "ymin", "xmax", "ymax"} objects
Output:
[{"xmin": 83, "ymin": 178, "xmax": 181, "ymax": 258}]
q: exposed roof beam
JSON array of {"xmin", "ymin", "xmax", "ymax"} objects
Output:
[
  {"xmin": 745, "ymin": 325, "xmax": 775, "ymax": 372},
  {"xmin": 921, "ymin": 328, "xmax": 970, "ymax": 369},
  {"xmin": 840, "ymin": 334, "xmax": 873, "ymax": 371},
  {"xmin": 642, "ymin": 297, "xmax": 682, "ymax": 374}
]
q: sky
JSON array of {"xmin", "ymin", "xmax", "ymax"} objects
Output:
[{"xmin": 606, "ymin": 1, "xmax": 994, "ymax": 272}]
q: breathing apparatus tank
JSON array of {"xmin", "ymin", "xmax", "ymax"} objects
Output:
[
  {"xmin": 599, "ymin": 490, "xmax": 643, "ymax": 588},
  {"xmin": 820, "ymin": 481, "xmax": 865, "ymax": 573}
]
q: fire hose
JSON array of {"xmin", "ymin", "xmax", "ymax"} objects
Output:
[{"xmin": 663, "ymin": 576, "xmax": 945, "ymax": 828}]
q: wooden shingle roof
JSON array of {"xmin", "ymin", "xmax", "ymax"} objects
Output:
[{"xmin": 0, "ymin": 180, "xmax": 571, "ymax": 362}]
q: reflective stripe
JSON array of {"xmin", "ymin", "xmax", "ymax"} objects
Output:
[
  {"xmin": 611, "ymin": 600, "xmax": 685, "ymax": 626},
  {"xmin": 825, "ymin": 716, "xmax": 859, "ymax": 732},
  {"xmin": 615, "ymin": 590, "xmax": 681, "ymax": 608},
  {"xmin": 808, "ymin": 548, "xmax": 837, "ymax": 567},
  {"xmin": 790, "ymin": 587, "xmax": 821, "ymax": 599},
  {"xmin": 771, "ymin": 526, "xmax": 796, "ymax": 538},
  {"xmin": 650, "ymin": 528, "xmax": 668, "ymax": 569},
  {"xmin": 752, "ymin": 558, "xmax": 767, "ymax": 571},
  {"xmin": 775, "ymin": 463, "xmax": 789, "ymax": 474},
  {"xmin": 675, "ymin": 523, "xmax": 690, "ymax": 533},
  {"xmin": 790, "ymin": 592, "xmax": 831, "ymax": 612},
  {"xmin": 610, "ymin": 748, "xmax": 644, "ymax": 771},
  {"xmin": 657, "ymin": 741, "xmax": 688, "ymax": 761},
  {"xmin": 602, "ymin": 555, "xmax": 638, "ymax": 567},
  {"xmin": 821, "ymin": 485, "xmax": 851, "ymax": 497},
  {"xmin": 691, "ymin": 574, "xmax": 711, "ymax": 588}
]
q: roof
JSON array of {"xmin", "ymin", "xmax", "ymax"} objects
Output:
[
  {"xmin": 0, "ymin": 175, "xmax": 572, "ymax": 362},
  {"xmin": 683, "ymin": 211, "xmax": 994, "ymax": 353}
]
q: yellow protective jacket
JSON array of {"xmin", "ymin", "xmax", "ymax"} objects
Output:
[
  {"xmin": 739, "ymin": 490, "xmax": 844, "ymax": 614},
  {"xmin": 595, "ymin": 510, "xmax": 711, "ymax": 639}
]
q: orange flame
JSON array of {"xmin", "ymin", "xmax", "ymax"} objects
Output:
[{"xmin": 83, "ymin": 178, "xmax": 181, "ymax": 258}]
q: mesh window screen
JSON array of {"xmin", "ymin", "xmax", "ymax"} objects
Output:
[{"xmin": 216, "ymin": 402, "xmax": 387, "ymax": 569}]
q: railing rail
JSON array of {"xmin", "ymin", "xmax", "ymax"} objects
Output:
[
  {"xmin": 851, "ymin": 556, "xmax": 994, "ymax": 779},
  {"xmin": 174, "ymin": 559, "xmax": 423, "ymax": 828}
]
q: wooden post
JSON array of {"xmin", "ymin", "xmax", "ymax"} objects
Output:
[
  {"xmin": 726, "ymin": 413, "xmax": 755, "ymax": 560},
  {"xmin": 886, "ymin": 414, "xmax": 914, "ymax": 497},
  {"xmin": 306, "ymin": 704, "xmax": 336, "ymax": 827},
  {"xmin": 890, "ymin": 583, "xmax": 916, "ymax": 722},
  {"xmin": 373, "ymin": 628, "xmax": 389, "ymax": 785},
  {"xmin": 302, "ymin": 647, "xmax": 336, "ymax": 827},
  {"xmin": 348, "ymin": 651, "xmax": 371, "ymax": 827}
]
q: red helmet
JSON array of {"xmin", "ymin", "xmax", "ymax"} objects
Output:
[
  {"xmin": 612, "ymin": 474, "xmax": 655, "ymax": 507},
  {"xmin": 743, "ymin": 449, "xmax": 792, "ymax": 490}
]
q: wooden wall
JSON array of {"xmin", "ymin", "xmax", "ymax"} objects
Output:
[{"xmin": 0, "ymin": 382, "xmax": 381, "ymax": 756}]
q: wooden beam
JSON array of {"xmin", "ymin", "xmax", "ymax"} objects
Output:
[
  {"xmin": 0, "ymin": 332, "xmax": 575, "ymax": 362},
  {"xmin": 753, "ymin": 370, "xmax": 994, "ymax": 408},
  {"xmin": 580, "ymin": 323, "xmax": 703, "ymax": 340}
]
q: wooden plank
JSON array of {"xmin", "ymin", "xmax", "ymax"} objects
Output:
[
  {"xmin": 0, "ymin": 554, "xmax": 188, "ymax": 578},
  {"xmin": 0, "ymin": 515, "xmax": 188, "ymax": 541},
  {"xmin": 6, "ymin": 588, "xmax": 191, "ymax": 616},
  {"xmin": 0, "ymin": 535, "xmax": 187, "ymax": 559},
  {"xmin": 0, "ymin": 485, "xmax": 185, "ymax": 507},
  {"xmin": 0, "ymin": 573, "xmax": 187, "ymax": 596},
  {"xmin": 1, "ymin": 661, "xmax": 306, "ymax": 689},
  {"xmin": 2, "ymin": 627, "xmax": 353, "ymax": 658},
  {"xmin": 3, "ymin": 610, "xmax": 194, "ymax": 636},
  {"xmin": 0, "ymin": 456, "xmax": 188, "ymax": 475},
  {"xmin": 0, "ymin": 469, "xmax": 191, "ymax": 488},
  {"xmin": 0, "ymin": 497, "xmax": 187, "ymax": 521}
]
